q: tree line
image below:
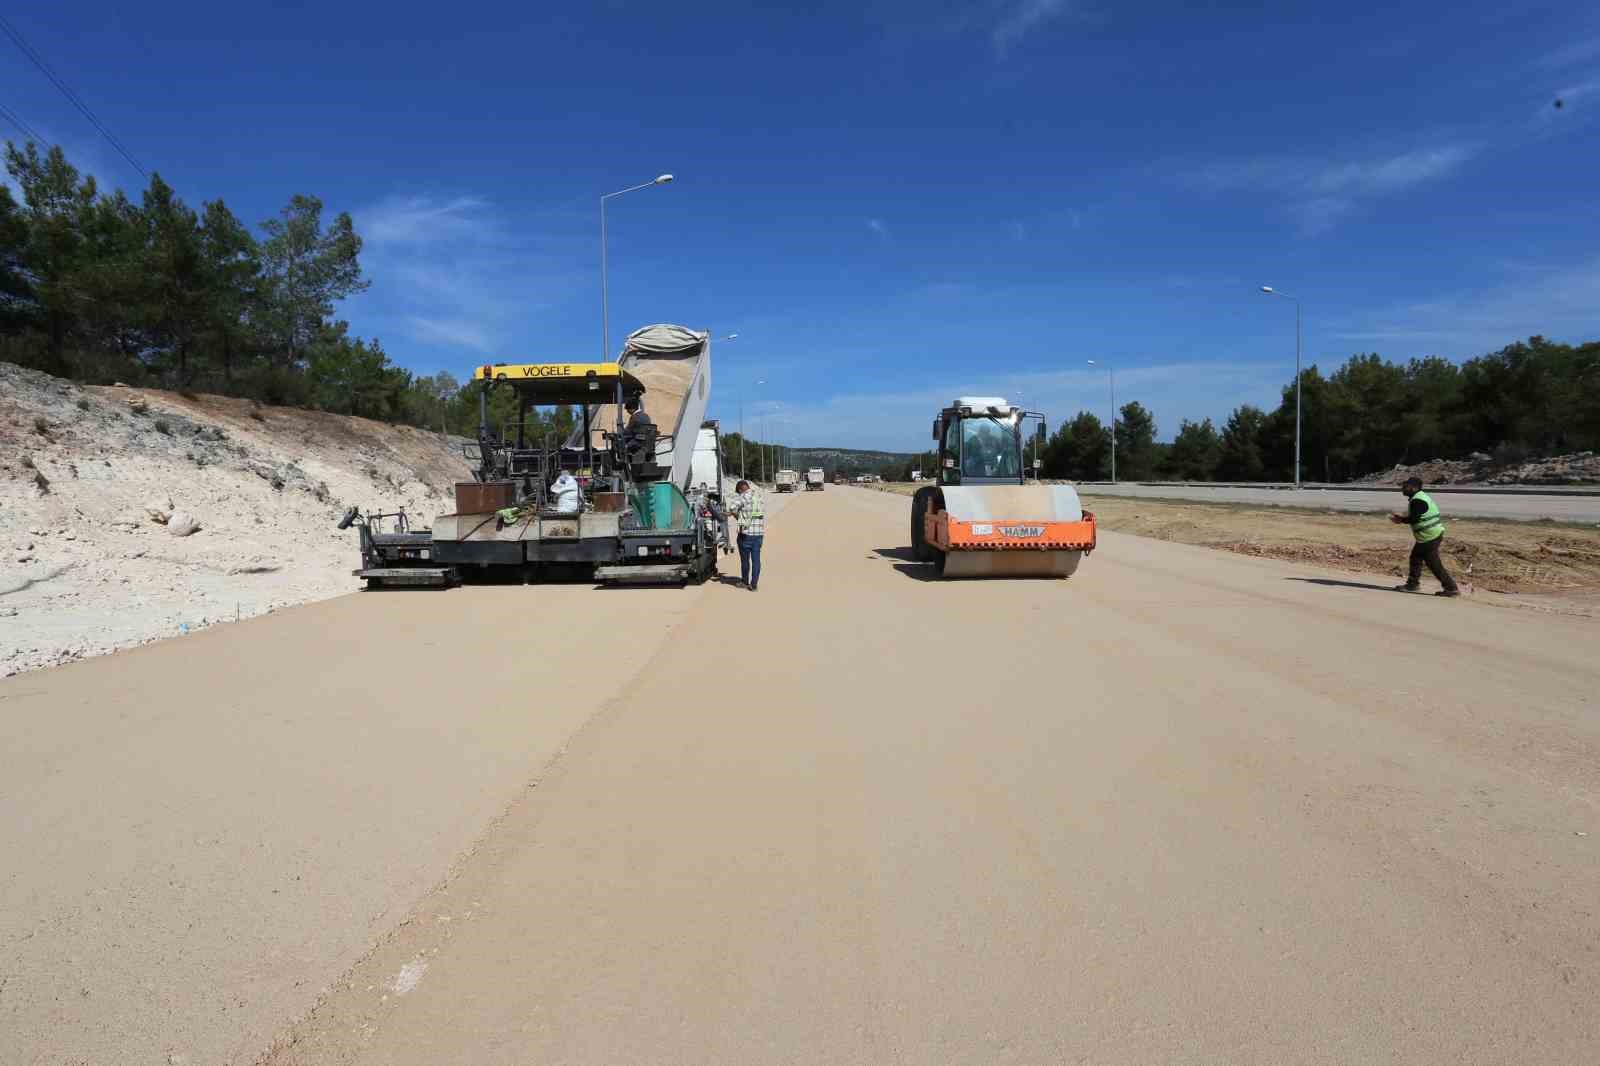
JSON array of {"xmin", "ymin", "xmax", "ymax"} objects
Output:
[
  {"xmin": 1034, "ymin": 337, "xmax": 1600, "ymax": 483},
  {"xmin": 0, "ymin": 141, "xmax": 457, "ymax": 424}
]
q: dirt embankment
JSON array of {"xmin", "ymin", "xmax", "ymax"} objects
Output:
[
  {"xmin": 1357, "ymin": 451, "xmax": 1600, "ymax": 486},
  {"xmin": 866, "ymin": 482, "xmax": 1600, "ymax": 600},
  {"xmin": 1, "ymin": 363, "xmax": 471, "ymax": 676}
]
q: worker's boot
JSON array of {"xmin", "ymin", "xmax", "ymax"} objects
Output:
[
  {"xmin": 1393, "ymin": 583, "xmax": 1422, "ymax": 593},
  {"xmin": 1435, "ymin": 588, "xmax": 1461, "ymax": 598}
]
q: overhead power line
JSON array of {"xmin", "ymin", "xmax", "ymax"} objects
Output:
[
  {"xmin": 0, "ymin": 100, "xmax": 46, "ymax": 146},
  {"xmin": 0, "ymin": 14, "xmax": 147, "ymax": 178}
]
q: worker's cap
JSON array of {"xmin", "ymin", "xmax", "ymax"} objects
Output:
[{"xmin": 1402, "ymin": 476, "xmax": 1423, "ymax": 489}]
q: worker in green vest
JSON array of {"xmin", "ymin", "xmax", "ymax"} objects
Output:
[{"xmin": 1389, "ymin": 476, "xmax": 1460, "ymax": 597}]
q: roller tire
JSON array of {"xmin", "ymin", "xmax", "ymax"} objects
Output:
[{"xmin": 911, "ymin": 486, "xmax": 938, "ymax": 563}]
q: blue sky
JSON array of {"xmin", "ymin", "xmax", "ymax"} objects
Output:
[{"xmin": 5, "ymin": 1, "xmax": 1599, "ymax": 449}]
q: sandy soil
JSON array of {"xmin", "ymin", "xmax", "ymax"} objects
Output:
[
  {"xmin": 5, "ymin": 481, "xmax": 1597, "ymax": 1065},
  {"xmin": 869, "ymin": 481, "xmax": 1600, "ymax": 601},
  {"xmin": 256, "ymin": 486, "xmax": 1598, "ymax": 1065},
  {"xmin": 1, "ymin": 363, "xmax": 469, "ymax": 676}
]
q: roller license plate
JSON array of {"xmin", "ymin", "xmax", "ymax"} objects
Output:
[{"xmin": 997, "ymin": 524, "xmax": 1046, "ymax": 537}]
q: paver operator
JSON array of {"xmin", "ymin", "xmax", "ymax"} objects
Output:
[{"xmin": 1390, "ymin": 476, "xmax": 1460, "ymax": 597}]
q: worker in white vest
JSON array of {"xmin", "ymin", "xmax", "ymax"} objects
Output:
[{"xmin": 549, "ymin": 469, "xmax": 582, "ymax": 515}]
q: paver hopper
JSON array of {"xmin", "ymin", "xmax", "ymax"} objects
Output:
[{"xmin": 910, "ymin": 398, "xmax": 1096, "ymax": 578}]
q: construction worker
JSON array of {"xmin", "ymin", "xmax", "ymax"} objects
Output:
[
  {"xmin": 549, "ymin": 468, "xmax": 581, "ymax": 515},
  {"xmin": 728, "ymin": 478, "xmax": 765, "ymax": 591},
  {"xmin": 1390, "ymin": 476, "xmax": 1460, "ymax": 597}
]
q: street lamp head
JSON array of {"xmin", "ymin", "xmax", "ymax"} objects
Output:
[
  {"xmin": 1086, "ymin": 359, "xmax": 1096, "ymax": 366},
  {"xmin": 654, "ymin": 174, "xmax": 674, "ymax": 184},
  {"xmin": 723, "ymin": 333, "xmax": 738, "ymax": 340},
  {"xmin": 1260, "ymin": 285, "xmax": 1275, "ymax": 294}
]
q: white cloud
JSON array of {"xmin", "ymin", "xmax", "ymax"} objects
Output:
[
  {"xmin": 1008, "ymin": 220, "xmax": 1027, "ymax": 241},
  {"xmin": 1194, "ymin": 143, "xmax": 1480, "ymax": 234},
  {"xmin": 405, "ymin": 315, "xmax": 492, "ymax": 352},
  {"xmin": 1336, "ymin": 257, "xmax": 1600, "ymax": 355},
  {"xmin": 867, "ymin": 217, "xmax": 889, "ymax": 238},
  {"xmin": 992, "ymin": 0, "xmax": 1073, "ymax": 55},
  {"xmin": 347, "ymin": 190, "xmax": 587, "ymax": 365},
  {"xmin": 879, "ymin": 0, "xmax": 1088, "ymax": 59},
  {"xmin": 762, "ymin": 361, "xmax": 1290, "ymax": 451},
  {"xmin": 1538, "ymin": 36, "xmax": 1600, "ymax": 68},
  {"xmin": 359, "ymin": 195, "xmax": 491, "ymax": 244}
]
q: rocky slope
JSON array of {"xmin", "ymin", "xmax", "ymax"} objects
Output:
[
  {"xmin": 1, "ymin": 363, "xmax": 470, "ymax": 676},
  {"xmin": 1357, "ymin": 451, "xmax": 1600, "ymax": 486}
]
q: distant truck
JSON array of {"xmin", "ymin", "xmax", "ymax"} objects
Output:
[
  {"xmin": 774, "ymin": 469, "xmax": 800, "ymax": 493},
  {"xmin": 804, "ymin": 468, "xmax": 826, "ymax": 491}
]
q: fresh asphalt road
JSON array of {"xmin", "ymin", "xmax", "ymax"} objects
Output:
[
  {"xmin": 4, "ymin": 486, "xmax": 1597, "ymax": 1065},
  {"xmin": 1080, "ymin": 482, "xmax": 1600, "ymax": 523}
]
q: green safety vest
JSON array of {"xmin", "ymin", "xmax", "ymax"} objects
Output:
[{"xmin": 1411, "ymin": 490, "xmax": 1444, "ymax": 543}]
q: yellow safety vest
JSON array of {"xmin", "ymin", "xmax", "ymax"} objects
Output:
[{"xmin": 1411, "ymin": 490, "xmax": 1444, "ymax": 543}]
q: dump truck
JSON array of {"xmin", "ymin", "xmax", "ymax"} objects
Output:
[
  {"xmin": 774, "ymin": 469, "xmax": 800, "ymax": 493},
  {"xmin": 804, "ymin": 468, "xmax": 826, "ymax": 491},
  {"xmin": 910, "ymin": 397, "xmax": 1096, "ymax": 578},
  {"xmin": 342, "ymin": 324, "xmax": 723, "ymax": 587}
]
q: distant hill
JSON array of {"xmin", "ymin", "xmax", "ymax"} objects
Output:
[
  {"xmin": 781, "ymin": 447, "xmax": 919, "ymax": 477},
  {"xmin": 721, "ymin": 438, "xmax": 924, "ymax": 479}
]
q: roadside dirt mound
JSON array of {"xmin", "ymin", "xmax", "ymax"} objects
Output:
[
  {"xmin": 1082, "ymin": 495, "xmax": 1600, "ymax": 596},
  {"xmin": 1, "ymin": 362, "xmax": 470, "ymax": 676},
  {"xmin": 1359, "ymin": 451, "xmax": 1600, "ymax": 486}
]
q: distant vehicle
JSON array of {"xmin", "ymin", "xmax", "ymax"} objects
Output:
[
  {"xmin": 910, "ymin": 470, "xmax": 923, "ymax": 482},
  {"xmin": 689, "ymin": 421, "xmax": 723, "ymax": 503},
  {"xmin": 774, "ymin": 469, "xmax": 800, "ymax": 493},
  {"xmin": 834, "ymin": 475, "xmax": 847, "ymax": 486},
  {"xmin": 804, "ymin": 468, "xmax": 826, "ymax": 491}
]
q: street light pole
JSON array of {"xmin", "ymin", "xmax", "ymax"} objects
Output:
[
  {"xmin": 1260, "ymin": 286, "xmax": 1302, "ymax": 489},
  {"xmin": 742, "ymin": 378, "xmax": 764, "ymax": 480},
  {"xmin": 713, "ymin": 333, "xmax": 739, "ymax": 479},
  {"xmin": 600, "ymin": 174, "xmax": 673, "ymax": 360},
  {"xmin": 1087, "ymin": 359, "xmax": 1116, "ymax": 482}
]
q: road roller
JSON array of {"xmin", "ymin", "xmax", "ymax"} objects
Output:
[{"xmin": 910, "ymin": 397, "xmax": 1097, "ymax": 578}]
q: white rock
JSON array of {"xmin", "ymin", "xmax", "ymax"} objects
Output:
[{"xmin": 165, "ymin": 512, "xmax": 200, "ymax": 537}]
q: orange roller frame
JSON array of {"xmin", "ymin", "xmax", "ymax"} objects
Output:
[{"xmin": 927, "ymin": 510, "xmax": 1098, "ymax": 552}]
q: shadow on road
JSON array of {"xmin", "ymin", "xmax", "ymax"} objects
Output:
[
  {"xmin": 871, "ymin": 546, "xmax": 942, "ymax": 582},
  {"xmin": 1285, "ymin": 577, "xmax": 1397, "ymax": 592}
]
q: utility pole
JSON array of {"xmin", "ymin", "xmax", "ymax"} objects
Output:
[{"xmin": 1260, "ymin": 286, "xmax": 1303, "ymax": 489}]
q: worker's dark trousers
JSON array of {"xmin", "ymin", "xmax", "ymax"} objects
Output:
[
  {"xmin": 738, "ymin": 532, "xmax": 763, "ymax": 589},
  {"xmin": 1408, "ymin": 536, "xmax": 1458, "ymax": 592}
]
